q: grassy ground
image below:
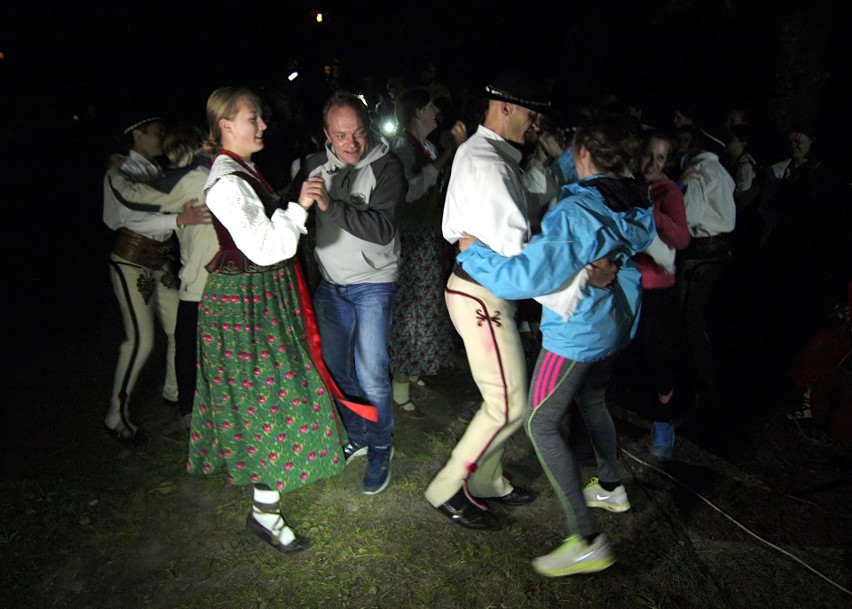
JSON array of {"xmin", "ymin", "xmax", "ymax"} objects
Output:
[{"xmin": 1, "ymin": 345, "xmax": 850, "ymax": 609}]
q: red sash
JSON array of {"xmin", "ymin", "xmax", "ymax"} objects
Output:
[{"xmin": 291, "ymin": 258, "xmax": 378, "ymax": 422}]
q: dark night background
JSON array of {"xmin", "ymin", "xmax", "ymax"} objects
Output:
[
  {"xmin": 4, "ymin": 0, "xmax": 852, "ymax": 139},
  {"xmin": 0, "ymin": 6, "xmax": 851, "ymax": 603},
  {"xmin": 0, "ymin": 0, "xmax": 850, "ymax": 439}
]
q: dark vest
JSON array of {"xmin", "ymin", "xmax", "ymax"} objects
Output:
[{"xmin": 205, "ymin": 171, "xmax": 286, "ymax": 273}]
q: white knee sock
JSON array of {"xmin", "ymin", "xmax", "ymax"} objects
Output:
[{"xmin": 251, "ymin": 488, "xmax": 295, "ymax": 545}]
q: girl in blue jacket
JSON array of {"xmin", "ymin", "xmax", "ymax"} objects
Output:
[{"xmin": 457, "ymin": 116, "xmax": 656, "ymax": 577}]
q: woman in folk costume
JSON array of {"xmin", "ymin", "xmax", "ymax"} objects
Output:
[
  {"xmin": 457, "ymin": 116, "xmax": 656, "ymax": 576},
  {"xmin": 186, "ymin": 87, "xmax": 371, "ymax": 553}
]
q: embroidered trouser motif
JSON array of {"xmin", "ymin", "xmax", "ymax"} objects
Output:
[{"xmin": 106, "ymin": 254, "xmax": 179, "ymax": 430}]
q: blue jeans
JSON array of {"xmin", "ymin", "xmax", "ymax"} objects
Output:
[{"xmin": 314, "ymin": 280, "xmax": 396, "ymax": 450}]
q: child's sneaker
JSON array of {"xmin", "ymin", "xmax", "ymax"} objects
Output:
[
  {"xmin": 532, "ymin": 534, "xmax": 615, "ymax": 577},
  {"xmin": 583, "ymin": 477, "xmax": 630, "ymax": 512}
]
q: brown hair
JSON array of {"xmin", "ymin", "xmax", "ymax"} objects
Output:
[
  {"xmin": 204, "ymin": 86, "xmax": 263, "ymax": 151},
  {"xmin": 573, "ymin": 115, "xmax": 641, "ymax": 177},
  {"xmin": 395, "ymin": 88, "xmax": 431, "ymax": 131}
]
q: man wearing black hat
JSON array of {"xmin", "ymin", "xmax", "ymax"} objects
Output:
[
  {"xmin": 102, "ymin": 115, "xmax": 208, "ymax": 442},
  {"xmin": 424, "ymin": 72, "xmax": 557, "ymax": 529}
]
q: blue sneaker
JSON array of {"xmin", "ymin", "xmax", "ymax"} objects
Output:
[
  {"xmin": 342, "ymin": 441, "xmax": 368, "ymax": 465},
  {"xmin": 649, "ymin": 421, "xmax": 674, "ymax": 458},
  {"xmin": 363, "ymin": 446, "xmax": 394, "ymax": 495}
]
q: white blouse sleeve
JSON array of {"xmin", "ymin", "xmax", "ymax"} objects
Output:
[{"xmin": 205, "ymin": 174, "xmax": 307, "ymax": 265}]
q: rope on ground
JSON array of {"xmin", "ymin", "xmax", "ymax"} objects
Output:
[{"xmin": 621, "ymin": 447, "xmax": 852, "ymax": 597}]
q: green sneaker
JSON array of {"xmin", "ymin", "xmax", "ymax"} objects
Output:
[
  {"xmin": 532, "ymin": 534, "xmax": 615, "ymax": 577},
  {"xmin": 583, "ymin": 477, "xmax": 631, "ymax": 512}
]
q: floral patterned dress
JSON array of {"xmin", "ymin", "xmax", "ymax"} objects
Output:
[
  {"xmin": 389, "ymin": 132, "xmax": 456, "ymax": 378},
  {"xmin": 186, "ymin": 153, "xmax": 345, "ymax": 491}
]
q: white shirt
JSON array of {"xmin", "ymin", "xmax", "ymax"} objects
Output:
[
  {"xmin": 442, "ymin": 125, "xmax": 530, "ymax": 257},
  {"xmin": 204, "ymin": 155, "xmax": 308, "ymax": 267},
  {"xmin": 682, "ymin": 151, "xmax": 736, "ymax": 237},
  {"xmin": 733, "ymin": 153, "xmax": 758, "ymax": 192},
  {"xmin": 102, "ymin": 150, "xmax": 179, "ymax": 242},
  {"xmin": 390, "ymin": 135, "xmax": 440, "ymax": 203},
  {"xmin": 109, "ymin": 164, "xmax": 219, "ymax": 301}
]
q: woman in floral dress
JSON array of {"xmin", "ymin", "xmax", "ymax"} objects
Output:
[
  {"xmin": 186, "ymin": 87, "xmax": 345, "ymax": 553},
  {"xmin": 388, "ymin": 88, "xmax": 467, "ymax": 417}
]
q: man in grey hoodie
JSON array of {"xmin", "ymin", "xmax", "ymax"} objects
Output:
[{"xmin": 299, "ymin": 92, "xmax": 406, "ymax": 495}]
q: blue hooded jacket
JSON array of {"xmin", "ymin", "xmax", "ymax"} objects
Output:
[{"xmin": 458, "ymin": 174, "xmax": 656, "ymax": 362}]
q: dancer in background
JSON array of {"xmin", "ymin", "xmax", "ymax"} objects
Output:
[
  {"xmin": 388, "ymin": 88, "xmax": 467, "ymax": 418},
  {"xmin": 103, "ymin": 114, "xmax": 209, "ymax": 442}
]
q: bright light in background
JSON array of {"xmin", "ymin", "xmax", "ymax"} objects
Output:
[
  {"xmin": 288, "ymin": 71, "xmax": 299, "ymax": 81},
  {"xmin": 381, "ymin": 120, "xmax": 397, "ymax": 136},
  {"xmin": 316, "ymin": 12, "xmax": 323, "ymax": 23}
]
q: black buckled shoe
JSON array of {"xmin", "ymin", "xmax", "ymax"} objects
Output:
[
  {"xmin": 245, "ymin": 513, "xmax": 312, "ymax": 554},
  {"xmin": 433, "ymin": 491, "xmax": 500, "ymax": 530},
  {"xmin": 476, "ymin": 486, "xmax": 537, "ymax": 506}
]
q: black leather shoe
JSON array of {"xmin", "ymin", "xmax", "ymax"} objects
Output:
[
  {"xmin": 245, "ymin": 513, "xmax": 312, "ymax": 554},
  {"xmin": 433, "ymin": 497, "xmax": 499, "ymax": 530},
  {"xmin": 476, "ymin": 486, "xmax": 537, "ymax": 506},
  {"xmin": 104, "ymin": 422, "xmax": 149, "ymax": 447}
]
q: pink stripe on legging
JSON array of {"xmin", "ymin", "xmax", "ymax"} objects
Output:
[{"xmin": 533, "ymin": 350, "xmax": 564, "ymax": 407}]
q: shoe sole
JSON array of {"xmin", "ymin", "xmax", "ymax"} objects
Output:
[
  {"xmin": 432, "ymin": 501, "xmax": 500, "ymax": 530},
  {"xmin": 362, "ymin": 470, "xmax": 392, "ymax": 495},
  {"xmin": 345, "ymin": 445, "xmax": 368, "ymax": 465},
  {"xmin": 533, "ymin": 555, "xmax": 615, "ymax": 577},
  {"xmin": 585, "ymin": 499, "xmax": 631, "ymax": 513},
  {"xmin": 362, "ymin": 447, "xmax": 394, "ymax": 495},
  {"xmin": 245, "ymin": 514, "xmax": 311, "ymax": 553}
]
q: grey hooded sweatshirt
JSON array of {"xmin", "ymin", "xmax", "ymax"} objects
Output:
[{"xmin": 306, "ymin": 135, "xmax": 406, "ymax": 285}]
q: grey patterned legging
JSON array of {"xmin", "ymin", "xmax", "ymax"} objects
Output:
[{"xmin": 525, "ymin": 351, "xmax": 620, "ymax": 538}]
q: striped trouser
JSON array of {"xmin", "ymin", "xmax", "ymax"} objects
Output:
[
  {"xmin": 105, "ymin": 254, "xmax": 179, "ymax": 431},
  {"xmin": 526, "ymin": 352, "xmax": 619, "ymax": 538},
  {"xmin": 425, "ymin": 273, "xmax": 528, "ymax": 507}
]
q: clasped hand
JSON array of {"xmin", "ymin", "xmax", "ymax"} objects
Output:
[{"xmin": 299, "ymin": 175, "xmax": 329, "ymax": 211}]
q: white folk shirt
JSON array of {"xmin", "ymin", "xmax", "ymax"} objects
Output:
[
  {"xmin": 102, "ymin": 150, "xmax": 179, "ymax": 242},
  {"xmin": 682, "ymin": 151, "xmax": 736, "ymax": 238},
  {"xmin": 204, "ymin": 155, "xmax": 308, "ymax": 267},
  {"xmin": 442, "ymin": 125, "xmax": 532, "ymax": 257}
]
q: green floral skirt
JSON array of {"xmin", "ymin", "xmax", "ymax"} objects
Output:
[{"xmin": 186, "ymin": 260, "xmax": 345, "ymax": 491}]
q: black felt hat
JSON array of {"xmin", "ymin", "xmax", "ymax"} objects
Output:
[{"xmin": 484, "ymin": 70, "xmax": 551, "ymax": 114}]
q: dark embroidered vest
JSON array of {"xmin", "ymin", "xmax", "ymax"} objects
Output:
[{"xmin": 205, "ymin": 170, "xmax": 286, "ymax": 273}]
